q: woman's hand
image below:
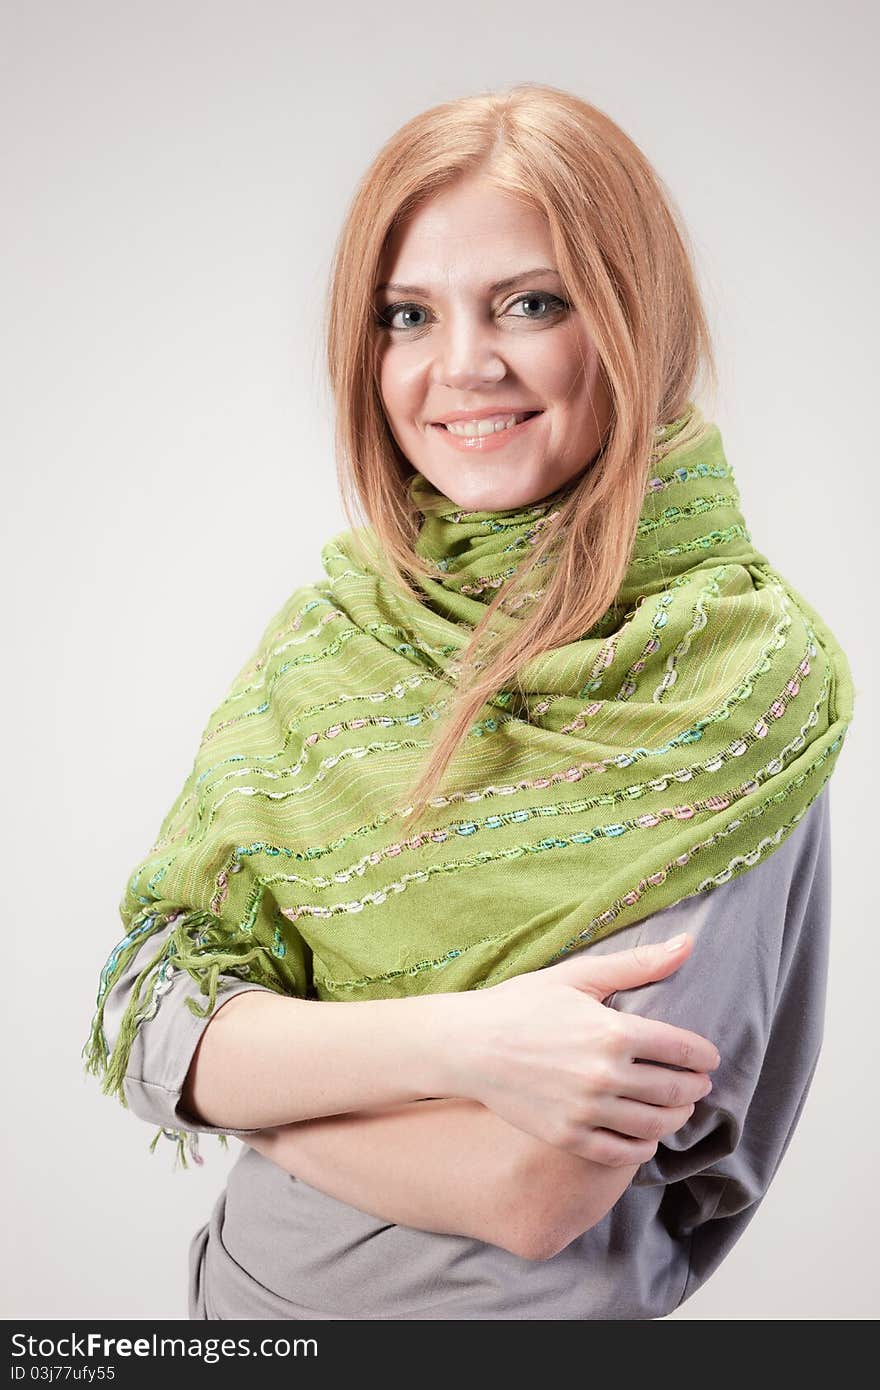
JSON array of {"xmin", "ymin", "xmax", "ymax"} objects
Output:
[{"xmin": 449, "ymin": 933, "xmax": 720, "ymax": 1166}]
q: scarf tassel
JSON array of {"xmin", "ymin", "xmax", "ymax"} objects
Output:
[
  {"xmin": 81, "ymin": 904, "xmax": 272, "ymax": 1162},
  {"xmin": 147, "ymin": 1124, "xmax": 230, "ymax": 1170}
]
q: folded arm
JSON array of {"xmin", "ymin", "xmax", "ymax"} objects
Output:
[
  {"xmin": 240, "ymin": 1095, "xmax": 641, "ymax": 1262},
  {"xmin": 100, "ymin": 916, "xmax": 641, "ymax": 1260}
]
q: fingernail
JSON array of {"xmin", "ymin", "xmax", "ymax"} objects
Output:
[{"xmin": 664, "ymin": 933, "xmax": 687, "ymax": 952}]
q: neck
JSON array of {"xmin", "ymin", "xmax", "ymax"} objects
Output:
[{"xmin": 406, "ymin": 403, "xmax": 754, "ymax": 617}]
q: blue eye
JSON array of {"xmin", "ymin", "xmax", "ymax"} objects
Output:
[
  {"xmin": 374, "ymin": 292, "xmax": 569, "ymax": 332},
  {"xmin": 376, "ymin": 304, "xmax": 429, "ymax": 331},
  {"xmin": 508, "ymin": 293, "xmax": 569, "ymax": 319}
]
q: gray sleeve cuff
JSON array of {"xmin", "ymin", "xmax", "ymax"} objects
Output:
[{"xmin": 100, "ymin": 915, "xmax": 279, "ymax": 1136}]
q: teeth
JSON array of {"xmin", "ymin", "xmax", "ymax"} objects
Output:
[{"xmin": 444, "ymin": 412, "xmax": 532, "ymax": 437}]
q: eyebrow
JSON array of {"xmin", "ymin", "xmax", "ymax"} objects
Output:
[{"xmin": 374, "ymin": 267, "xmax": 561, "ymax": 296}]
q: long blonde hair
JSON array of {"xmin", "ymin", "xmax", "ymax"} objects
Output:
[{"xmin": 323, "ymin": 82, "xmax": 719, "ymax": 835}]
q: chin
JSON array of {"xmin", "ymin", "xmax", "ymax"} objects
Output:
[{"xmin": 464, "ymin": 489, "xmax": 542, "ymax": 512}]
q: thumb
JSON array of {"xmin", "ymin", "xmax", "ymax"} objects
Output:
[{"xmin": 553, "ymin": 932, "xmax": 693, "ymax": 1001}]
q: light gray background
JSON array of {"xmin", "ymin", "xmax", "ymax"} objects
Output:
[{"xmin": 2, "ymin": 0, "xmax": 876, "ymax": 1320}]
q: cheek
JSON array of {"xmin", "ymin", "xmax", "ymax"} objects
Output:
[
  {"xmin": 521, "ymin": 336, "xmax": 589, "ymax": 401},
  {"xmin": 379, "ymin": 359, "xmax": 421, "ymax": 428}
]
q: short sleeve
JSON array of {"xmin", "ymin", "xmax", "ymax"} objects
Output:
[
  {"xmin": 587, "ymin": 785, "xmax": 831, "ymax": 1232},
  {"xmin": 98, "ymin": 913, "xmax": 279, "ymax": 1142}
]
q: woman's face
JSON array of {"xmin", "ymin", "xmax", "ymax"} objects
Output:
[{"xmin": 374, "ymin": 174, "xmax": 612, "ymax": 512}]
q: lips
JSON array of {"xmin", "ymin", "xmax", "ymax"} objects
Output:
[
  {"xmin": 429, "ymin": 409, "xmax": 544, "ymax": 452},
  {"xmin": 433, "ymin": 410, "xmax": 542, "ymax": 430}
]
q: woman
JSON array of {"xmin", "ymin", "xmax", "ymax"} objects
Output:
[{"xmin": 82, "ymin": 83, "xmax": 854, "ymax": 1320}]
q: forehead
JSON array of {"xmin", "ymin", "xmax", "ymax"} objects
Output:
[{"xmin": 377, "ymin": 179, "xmax": 554, "ymax": 286}]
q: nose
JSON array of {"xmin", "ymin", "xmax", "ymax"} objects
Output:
[{"xmin": 432, "ymin": 310, "xmax": 507, "ymax": 390}]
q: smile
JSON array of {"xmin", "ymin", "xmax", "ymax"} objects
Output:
[{"xmin": 429, "ymin": 411, "xmax": 543, "ymax": 452}]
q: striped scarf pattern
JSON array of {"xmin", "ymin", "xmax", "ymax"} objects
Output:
[{"xmin": 82, "ymin": 403, "xmax": 854, "ymax": 1164}]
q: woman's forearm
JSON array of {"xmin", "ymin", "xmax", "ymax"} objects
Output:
[
  {"xmin": 243, "ymin": 1096, "xmax": 538, "ymax": 1257},
  {"xmin": 181, "ymin": 989, "xmax": 476, "ymax": 1130},
  {"xmin": 181, "ymin": 991, "xmax": 648, "ymax": 1258}
]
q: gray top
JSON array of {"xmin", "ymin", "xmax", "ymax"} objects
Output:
[{"xmin": 99, "ymin": 784, "xmax": 832, "ymax": 1320}]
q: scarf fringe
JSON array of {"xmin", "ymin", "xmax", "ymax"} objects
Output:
[
  {"xmin": 147, "ymin": 1124, "xmax": 230, "ymax": 1169},
  {"xmin": 81, "ymin": 903, "xmax": 270, "ymax": 1163}
]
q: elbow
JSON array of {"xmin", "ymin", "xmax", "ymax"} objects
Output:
[
  {"xmin": 504, "ymin": 1149, "xmax": 644, "ymax": 1260},
  {"xmin": 500, "ymin": 1173, "xmax": 617, "ymax": 1262},
  {"xmin": 513, "ymin": 1205, "xmax": 610, "ymax": 1261},
  {"xmin": 507, "ymin": 1221, "xmax": 571, "ymax": 1263},
  {"xmin": 499, "ymin": 1196, "xmax": 579, "ymax": 1263},
  {"xmin": 510, "ymin": 1235, "xmax": 558, "ymax": 1263},
  {"xmin": 515, "ymin": 1192, "xmax": 632, "ymax": 1260},
  {"xmin": 495, "ymin": 1129, "xmax": 644, "ymax": 1262}
]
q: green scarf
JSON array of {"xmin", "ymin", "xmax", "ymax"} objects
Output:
[{"xmin": 82, "ymin": 403, "xmax": 855, "ymax": 1166}]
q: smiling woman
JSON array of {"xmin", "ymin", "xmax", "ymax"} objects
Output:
[
  {"xmin": 83, "ymin": 81, "xmax": 854, "ymax": 1322},
  {"xmin": 373, "ymin": 189, "xmax": 612, "ymax": 510}
]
